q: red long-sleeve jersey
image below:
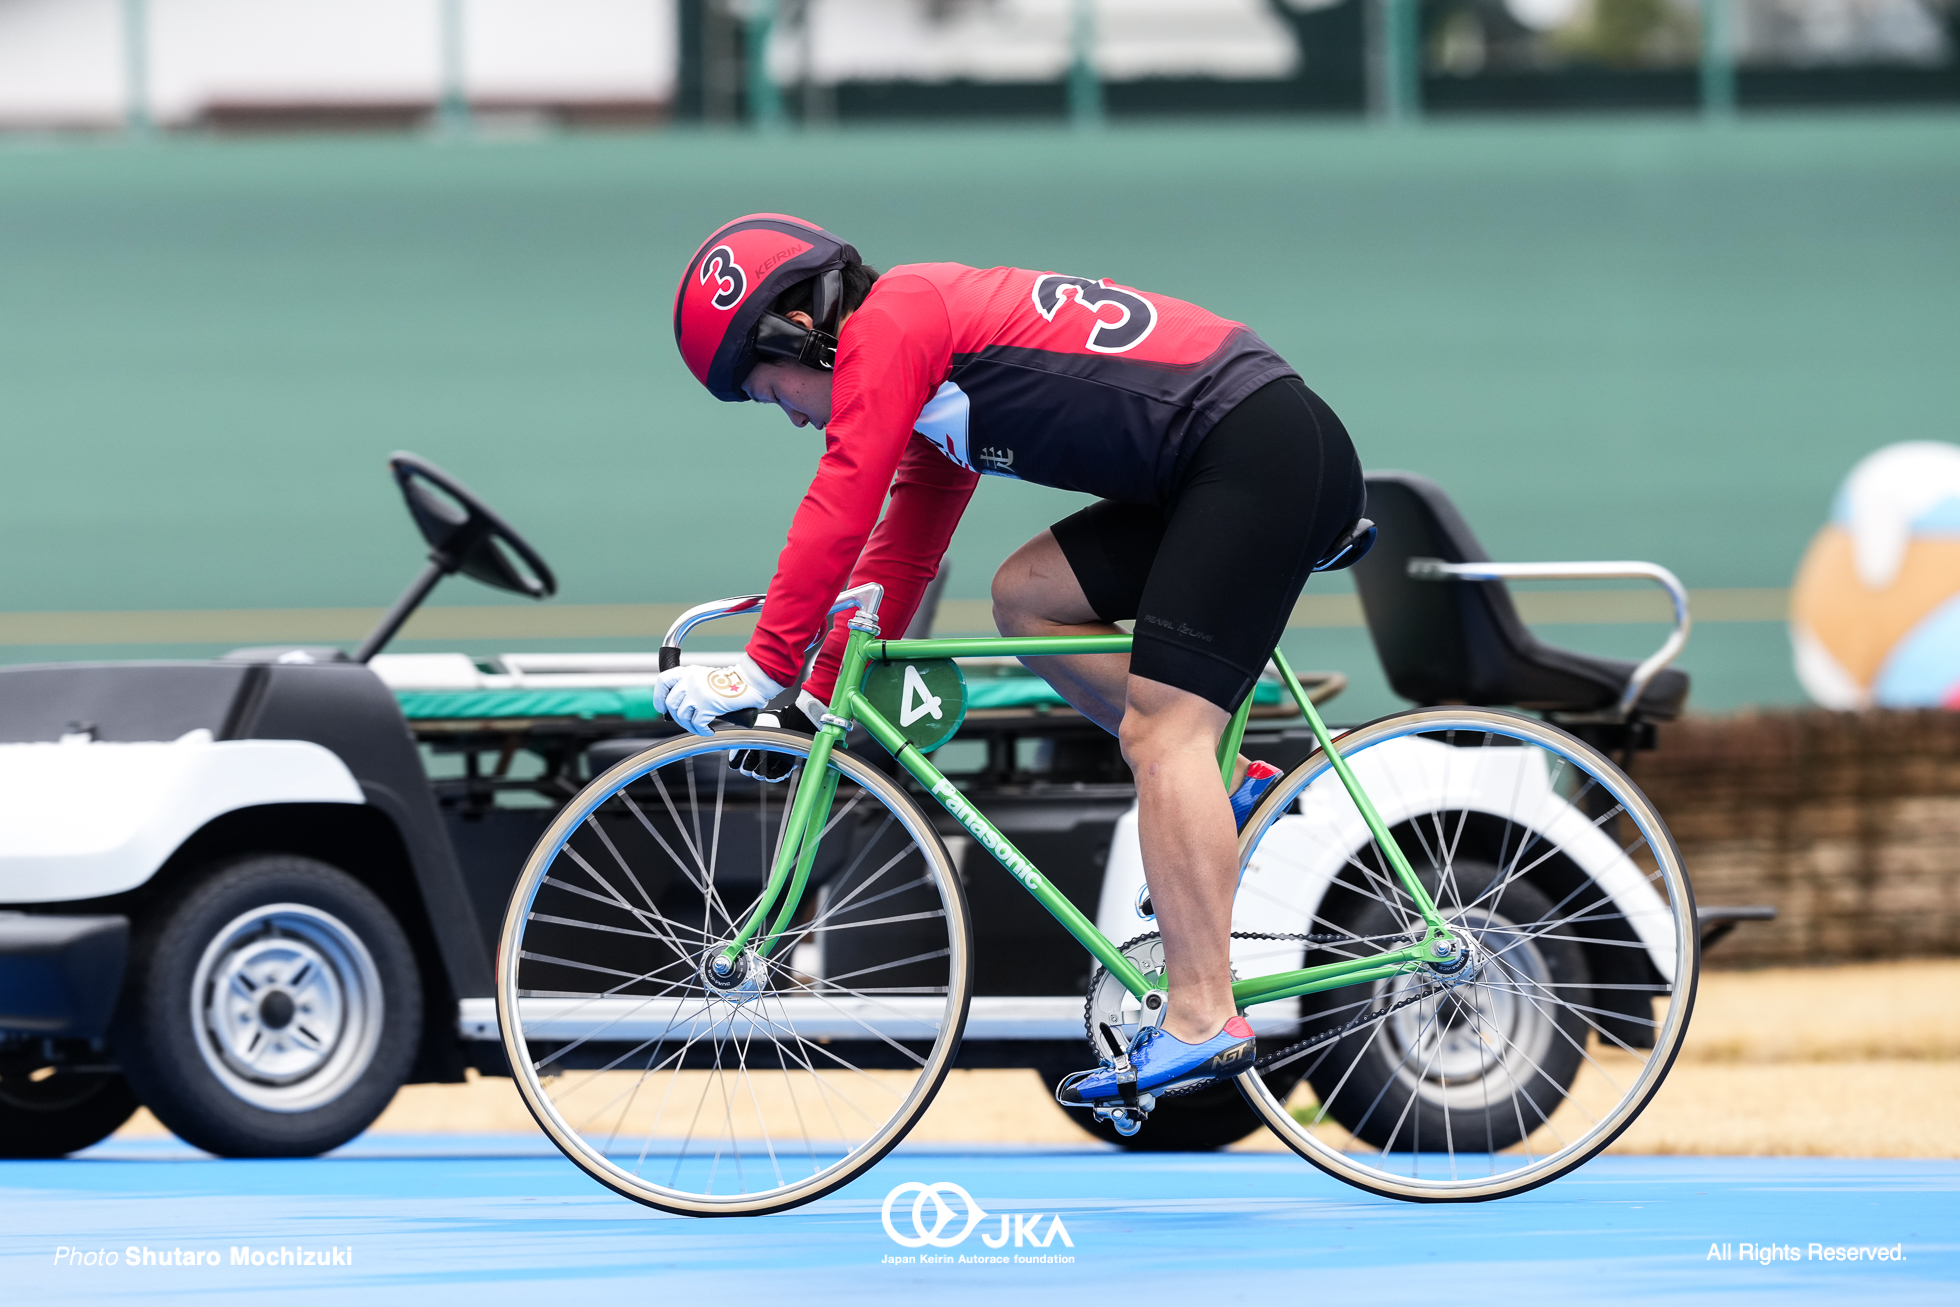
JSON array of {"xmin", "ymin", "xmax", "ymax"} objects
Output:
[{"xmin": 743, "ymin": 262, "xmax": 1294, "ymax": 700}]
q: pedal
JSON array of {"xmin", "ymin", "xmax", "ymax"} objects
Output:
[{"xmin": 1092, "ymin": 1092, "xmax": 1156, "ymax": 1138}]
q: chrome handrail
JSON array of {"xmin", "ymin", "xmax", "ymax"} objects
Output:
[{"xmin": 1406, "ymin": 558, "xmax": 1690, "ymax": 719}]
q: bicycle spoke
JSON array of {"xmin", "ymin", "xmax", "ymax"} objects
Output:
[
  {"xmin": 540, "ymin": 873, "xmax": 713, "ymax": 941},
  {"xmin": 1229, "ymin": 708, "xmax": 1694, "ymax": 1199},
  {"xmin": 501, "ymin": 731, "xmax": 966, "ymax": 1214},
  {"xmin": 558, "ymin": 839, "xmax": 699, "ymax": 960}
]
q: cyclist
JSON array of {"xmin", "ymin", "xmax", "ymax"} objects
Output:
[{"xmin": 657, "ymin": 214, "xmax": 1364, "ymax": 1107}]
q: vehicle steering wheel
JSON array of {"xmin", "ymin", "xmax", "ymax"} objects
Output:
[
  {"xmin": 350, "ymin": 453, "xmax": 558, "ymax": 663},
  {"xmin": 390, "ymin": 453, "xmax": 557, "ymax": 600}
]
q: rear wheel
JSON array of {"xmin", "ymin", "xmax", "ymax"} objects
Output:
[
  {"xmin": 499, "ymin": 729, "xmax": 973, "ymax": 1217},
  {"xmin": 1229, "ymin": 707, "xmax": 1697, "ymax": 1201},
  {"xmin": 0, "ymin": 1068, "xmax": 140, "ymax": 1157}
]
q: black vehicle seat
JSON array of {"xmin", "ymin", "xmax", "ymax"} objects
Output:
[{"xmin": 1351, "ymin": 472, "xmax": 1690, "ymax": 721}]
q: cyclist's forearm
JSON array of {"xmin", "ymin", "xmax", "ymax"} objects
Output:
[
  {"xmin": 799, "ymin": 446, "xmax": 976, "ymax": 700},
  {"xmin": 753, "ymin": 295, "xmax": 962, "ymax": 688},
  {"xmin": 745, "ymin": 448, "xmax": 909, "ymax": 686}
]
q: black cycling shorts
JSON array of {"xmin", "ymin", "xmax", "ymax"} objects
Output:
[{"xmin": 1051, "ymin": 375, "xmax": 1364, "ymax": 713}]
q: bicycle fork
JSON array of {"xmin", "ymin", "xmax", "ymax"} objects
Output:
[{"xmin": 711, "ymin": 607, "xmax": 881, "ymax": 976}]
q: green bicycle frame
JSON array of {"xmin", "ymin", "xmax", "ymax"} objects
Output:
[{"xmin": 716, "ymin": 625, "xmax": 1459, "ymax": 1008}]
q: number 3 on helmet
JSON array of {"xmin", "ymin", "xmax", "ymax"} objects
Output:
[{"xmin": 672, "ymin": 213, "xmax": 858, "ymax": 402}]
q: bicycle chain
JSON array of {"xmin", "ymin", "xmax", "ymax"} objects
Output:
[
  {"xmin": 1249, "ymin": 976, "xmax": 1445, "ymax": 1076},
  {"xmin": 1082, "ymin": 929, "xmax": 1445, "ymax": 1091}
]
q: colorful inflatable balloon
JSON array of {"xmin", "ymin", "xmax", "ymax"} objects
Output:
[{"xmin": 1791, "ymin": 441, "xmax": 1960, "ymax": 709}]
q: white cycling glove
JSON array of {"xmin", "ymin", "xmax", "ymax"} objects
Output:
[{"xmin": 653, "ymin": 653, "xmax": 784, "ymax": 736}]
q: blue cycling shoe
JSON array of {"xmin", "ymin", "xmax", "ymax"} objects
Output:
[
  {"xmin": 1056, "ymin": 1016, "xmax": 1258, "ymax": 1106},
  {"xmin": 1134, "ymin": 763, "xmax": 1286, "ymax": 920},
  {"xmin": 1229, "ymin": 760, "xmax": 1284, "ymax": 829}
]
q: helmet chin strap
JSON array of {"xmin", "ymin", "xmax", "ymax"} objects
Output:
[{"xmin": 810, "ymin": 268, "xmax": 843, "ymax": 335}]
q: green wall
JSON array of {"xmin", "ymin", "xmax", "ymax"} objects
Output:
[{"xmin": 2, "ymin": 115, "xmax": 1955, "ymax": 716}]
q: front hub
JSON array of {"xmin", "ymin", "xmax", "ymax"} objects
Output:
[{"xmin": 700, "ymin": 948, "xmax": 768, "ymax": 1004}]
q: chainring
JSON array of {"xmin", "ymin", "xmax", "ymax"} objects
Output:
[{"xmin": 1082, "ymin": 932, "xmax": 1169, "ymax": 1062}]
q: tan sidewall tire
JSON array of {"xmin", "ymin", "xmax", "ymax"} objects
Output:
[
  {"xmin": 1230, "ymin": 706, "xmax": 1699, "ymax": 1202},
  {"xmin": 497, "ymin": 729, "xmax": 974, "ymax": 1217}
]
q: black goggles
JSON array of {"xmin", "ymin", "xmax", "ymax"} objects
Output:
[{"xmin": 749, "ymin": 311, "xmax": 838, "ymax": 373}]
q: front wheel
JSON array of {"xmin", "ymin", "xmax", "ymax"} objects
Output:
[
  {"xmin": 110, "ymin": 855, "xmax": 423, "ymax": 1157},
  {"xmin": 1228, "ymin": 707, "xmax": 1698, "ymax": 1201},
  {"xmin": 499, "ymin": 729, "xmax": 973, "ymax": 1217}
]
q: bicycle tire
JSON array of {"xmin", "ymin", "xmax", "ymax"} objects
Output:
[
  {"xmin": 1228, "ymin": 706, "xmax": 1698, "ymax": 1201},
  {"xmin": 498, "ymin": 728, "xmax": 973, "ymax": 1217}
]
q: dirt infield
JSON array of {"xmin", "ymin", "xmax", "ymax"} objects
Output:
[
  {"xmin": 111, "ymin": 959, "xmax": 1960, "ymax": 1154},
  {"xmin": 1585, "ymin": 957, "xmax": 1959, "ymax": 1158}
]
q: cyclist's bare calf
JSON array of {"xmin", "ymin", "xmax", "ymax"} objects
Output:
[
  {"xmin": 1117, "ymin": 680, "xmax": 1241, "ymax": 1043},
  {"xmin": 993, "ymin": 529, "xmax": 1244, "ymax": 1044}
]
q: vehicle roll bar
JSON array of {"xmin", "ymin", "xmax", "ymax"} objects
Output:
[{"xmin": 1406, "ymin": 558, "xmax": 1690, "ymax": 719}]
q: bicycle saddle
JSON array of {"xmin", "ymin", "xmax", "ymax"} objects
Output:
[{"xmin": 1313, "ymin": 517, "xmax": 1377, "ymax": 573}]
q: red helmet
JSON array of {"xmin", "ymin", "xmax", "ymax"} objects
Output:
[{"xmin": 673, "ymin": 213, "xmax": 859, "ymax": 402}]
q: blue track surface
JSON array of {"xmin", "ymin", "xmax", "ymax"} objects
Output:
[{"xmin": 8, "ymin": 1137, "xmax": 1956, "ymax": 1304}]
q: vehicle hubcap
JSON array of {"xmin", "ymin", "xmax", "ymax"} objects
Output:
[
  {"xmin": 209, "ymin": 932, "xmax": 344, "ymax": 1084},
  {"xmin": 192, "ymin": 903, "xmax": 384, "ymax": 1113}
]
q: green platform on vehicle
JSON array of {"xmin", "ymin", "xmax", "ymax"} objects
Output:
[
  {"xmin": 391, "ymin": 673, "xmax": 1289, "ymax": 722},
  {"xmin": 394, "ymin": 687, "xmax": 666, "ymax": 722}
]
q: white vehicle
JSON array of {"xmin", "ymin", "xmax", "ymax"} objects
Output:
[{"xmin": 0, "ymin": 461, "xmax": 1764, "ymax": 1157}]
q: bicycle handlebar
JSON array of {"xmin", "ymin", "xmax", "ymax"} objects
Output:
[{"xmin": 656, "ymin": 583, "xmax": 886, "ymax": 673}]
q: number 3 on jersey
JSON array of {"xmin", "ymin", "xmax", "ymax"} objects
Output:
[{"xmin": 1031, "ymin": 274, "xmax": 1158, "ymax": 354}]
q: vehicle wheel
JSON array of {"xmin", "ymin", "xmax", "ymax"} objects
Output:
[
  {"xmin": 1298, "ymin": 866, "xmax": 1590, "ymax": 1153},
  {"xmin": 500, "ymin": 729, "xmax": 973, "ymax": 1217},
  {"xmin": 111, "ymin": 855, "xmax": 422, "ymax": 1158},
  {"xmin": 0, "ymin": 1069, "xmax": 141, "ymax": 1157},
  {"xmin": 1229, "ymin": 706, "xmax": 1698, "ymax": 1201}
]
